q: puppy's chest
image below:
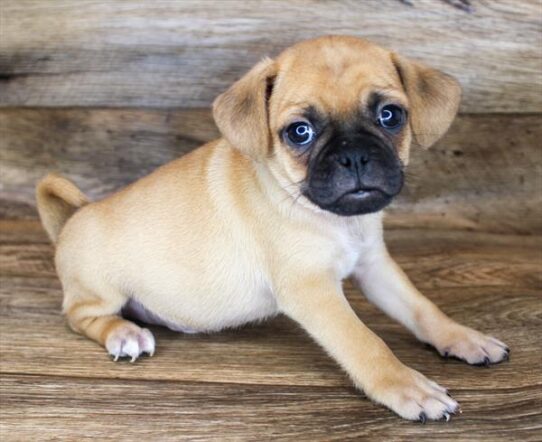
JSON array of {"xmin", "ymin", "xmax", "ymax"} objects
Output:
[
  {"xmin": 332, "ymin": 234, "xmax": 364, "ymax": 279},
  {"xmin": 325, "ymin": 217, "xmax": 382, "ymax": 279}
]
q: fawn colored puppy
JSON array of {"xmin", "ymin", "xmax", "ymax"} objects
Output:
[{"xmin": 37, "ymin": 36, "xmax": 509, "ymax": 422}]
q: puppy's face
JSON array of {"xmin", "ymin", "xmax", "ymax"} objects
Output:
[{"xmin": 214, "ymin": 36, "xmax": 461, "ymax": 216}]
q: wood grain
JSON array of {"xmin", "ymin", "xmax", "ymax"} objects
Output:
[
  {"xmin": 1, "ymin": 0, "xmax": 541, "ymax": 112},
  {"xmin": 1, "ymin": 109, "xmax": 541, "ymax": 233},
  {"xmin": 1, "ymin": 375, "xmax": 541, "ymax": 441},
  {"xmin": 0, "ymin": 221, "xmax": 541, "ymax": 440}
]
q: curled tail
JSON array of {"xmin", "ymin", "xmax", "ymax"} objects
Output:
[{"xmin": 36, "ymin": 173, "xmax": 89, "ymax": 243}]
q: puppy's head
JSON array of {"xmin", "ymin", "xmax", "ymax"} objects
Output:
[{"xmin": 213, "ymin": 36, "xmax": 461, "ymax": 216}]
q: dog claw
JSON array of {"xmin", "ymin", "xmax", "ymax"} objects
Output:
[
  {"xmin": 443, "ymin": 412, "xmax": 451, "ymax": 422},
  {"xmin": 473, "ymin": 356, "xmax": 491, "ymax": 367},
  {"xmin": 419, "ymin": 412, "xmax": 427, "ymax": 424}
]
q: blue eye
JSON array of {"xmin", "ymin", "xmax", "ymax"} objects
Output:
[
  {"xmin": 285, "ymin": 122, "xmax": 316, "ymax": 146},
  {"xmin": 377, "ymin": 105, "xmax": 404, "ymax": 130}
]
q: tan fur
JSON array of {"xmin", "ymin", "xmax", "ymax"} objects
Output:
[
  {"xmin": 36, "ymin": 36, "xmax": 507, "ymax": 421},
  {"xmin": 391, "ymin": 52, "xmax": 462, "ymax": 149},
  {"xmin": 36, "ymin": 173, "xmax": 89, "ymax": 243},
  {"xmin": 213, "ymin": 58, "xmax": 277, "ymax": 159}
]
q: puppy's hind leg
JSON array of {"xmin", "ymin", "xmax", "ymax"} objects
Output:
[{"xmin": 63, "ymin": 283, "xmax": 155, "ymax": 362}]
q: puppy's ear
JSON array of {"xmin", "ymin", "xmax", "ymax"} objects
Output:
[
  {"xmin": 392, "ymin": 53, "xmax": 461, "ymax": 149},
  {"xmin": 213, "ymin": 57, "xmax": 277, "ymax": 159}
]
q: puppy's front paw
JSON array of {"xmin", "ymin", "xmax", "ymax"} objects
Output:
[
  {"xmin": 369, "ymin": 365, "xmax": 459, "ymax": 422},
  {"xmin": 432, "ymin": 324, "xmax": 509, "ymax": 366},
  {"xmin": 105, "ymin": 322, "xmax": 155, "ymax": 362}
]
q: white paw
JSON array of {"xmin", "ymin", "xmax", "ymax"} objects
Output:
[
  {"xmin": 434, "ymin": 325, "xmax": 509, "ymax": 366},
  {"xmin": 369, "ymin": 365, "xmax": 459, "ymax": 422},
  {"xmin": 105, "ymin": 323, "xmax": 155, "ymax": 362}
]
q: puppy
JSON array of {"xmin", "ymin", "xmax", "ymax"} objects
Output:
[{"xmin": 36, "ymin": 36, "xmax": 509, "ymax": 421}]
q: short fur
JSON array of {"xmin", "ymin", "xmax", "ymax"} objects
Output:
[{"xmin": 36, "ymin": 36, "xmax": 508, "ymax": 421}]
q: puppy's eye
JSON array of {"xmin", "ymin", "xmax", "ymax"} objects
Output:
[
  {"xmin": 377, "ymin": 105, "xmax": 404, "ymax": 131},
  {"xmin": 285, "ymin": 122, "xmax": 316, "ymax": 146}
]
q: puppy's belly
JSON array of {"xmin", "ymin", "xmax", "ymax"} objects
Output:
[
  {"xmin": 120, "ymin": 282, "xmax": 279, "ymax": 334},
  {"xmin": 122, "ymin": 299, "xmax": 200, "ymax": 333}
]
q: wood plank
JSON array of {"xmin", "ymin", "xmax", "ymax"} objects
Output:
[
  {"xmin": 1, "ymin": 222, "xmax": 540, "ymax": 389},
  {"xmin": 1, "ymin": 0, "xmax": 541, "ymax": 112},
  {"xmin": 0, "ymin": 108, "xmax": 216, "ymax": 206},
  {"xmin": 1, "ymin": 109, "xmax": 541, "ymax": 233},
  {"xmin": 1, "ymin": 374, "xmax": 541, "ymax": 441}
]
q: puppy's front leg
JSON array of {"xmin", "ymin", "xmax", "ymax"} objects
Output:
[
  {"xmin": 353, "ymin": 244, "xmax": 509, "ymax": 365},
  {"xmin": 277, "ymin": 275, "xmax": 458, "ymax": 421}
]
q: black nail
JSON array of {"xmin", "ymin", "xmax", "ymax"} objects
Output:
[
  {"xmin": 419, "ymin": 412, "xmax": 427, "ymax": 424},
  {"xmin": 443, "ymin": 351, "xmax": 449, "ymax": 359},
  {"xmin": 446, "ymin": 391, "xmax": 452, "ymax": 397},
  {"xmin": 484, "ymin": 356, "xmax": 490, "ymax": 367},
  {"xmin": 502, "ymin": 351, "xmax": 509, "ymax": 361}
]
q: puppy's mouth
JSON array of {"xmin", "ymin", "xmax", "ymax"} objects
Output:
[
  {"xmin": 312, "ymin": 186, "xmax": 394, "ymax": 216},
  {"xmin": 341, "ymin": 186, "xmax": 389, "ymax": 199}
]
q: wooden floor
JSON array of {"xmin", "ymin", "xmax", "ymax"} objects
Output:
[{"xmin": 0, "ymin": 220, "xmax": 541, "ymax": 441}]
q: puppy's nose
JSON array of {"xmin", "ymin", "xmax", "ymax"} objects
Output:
[{"xmin": 337, "ymin": 150, "xmax": 370, "ymax": 171}]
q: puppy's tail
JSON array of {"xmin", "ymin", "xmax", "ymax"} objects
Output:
[{"xmin": 36, "ymin": 173, "xmax": 89, "ymax": 244}]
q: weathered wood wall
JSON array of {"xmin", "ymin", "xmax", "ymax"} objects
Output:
[
  {"xmin": 1, "ymin": 110, "xmax": 541, "ymax": 233},
  {"xmin": 1, "ymin": 0, "xmax": 541, "ymax": 233},
  {"xmin": 1, "ymin": 0, "xmax": 541, "ymax": 112}
]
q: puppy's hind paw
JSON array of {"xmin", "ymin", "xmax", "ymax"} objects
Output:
[{"xmin": 105, "ymin": 323, "xmax": 155, "ymax": 362}]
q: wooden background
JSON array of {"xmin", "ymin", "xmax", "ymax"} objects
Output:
[
  {"xmin": 1, "ymin": 1, "xmax": 541, "ymax": 440},
  {"xmin": 1, "ymin": 0, "xmax": 541, "ymax": 233}
]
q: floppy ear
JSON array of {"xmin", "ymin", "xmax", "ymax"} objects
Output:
[
  {"xmin": 392, "ymin": 53, "xmax": 461, "ymax": 149},
  {"xmin": 212, "ymin": 57, "xmax": 277, "ymax": 159}
]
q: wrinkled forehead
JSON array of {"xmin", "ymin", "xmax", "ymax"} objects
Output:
[{"xmin": 270, "ymin": 38, "xmax": 405, "ymax": 122}]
